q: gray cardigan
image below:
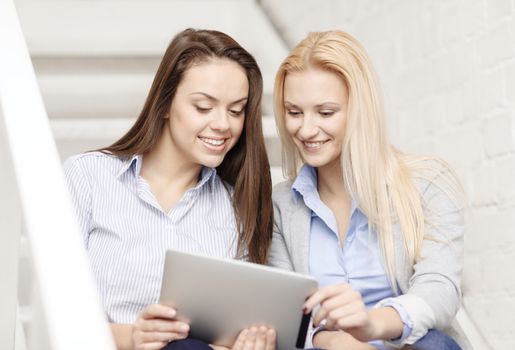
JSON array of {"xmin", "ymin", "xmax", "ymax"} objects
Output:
[{"xmin": 268, "ymin": 170, "xmax": 469, "ymax": 348}]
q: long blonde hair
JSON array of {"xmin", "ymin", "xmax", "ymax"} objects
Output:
[{"xmin": 274, "ymin": 30, "xmax": 462, "ymax": 289}]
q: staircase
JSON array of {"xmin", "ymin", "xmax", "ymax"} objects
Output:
[
  {"xmin": 7, "ymin": 1, "xmax": 288, "ymax": 348},
  {"xmin": 16, "ymin": 0, "xmax": 288, "ymax": 181}
]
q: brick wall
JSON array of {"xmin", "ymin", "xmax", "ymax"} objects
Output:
[{"xmin": 261, "ymin": 0, "xmax": 515, "ymax": 348}]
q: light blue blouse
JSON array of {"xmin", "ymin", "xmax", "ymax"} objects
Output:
[{"xmin": 292, "ymin": 165, "xmax": 411, "ymax": 348}]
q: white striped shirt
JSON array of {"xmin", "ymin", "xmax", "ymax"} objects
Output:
[{"xmin": 63, "ymin": 152, "xmax": 239, "ymax": 323}]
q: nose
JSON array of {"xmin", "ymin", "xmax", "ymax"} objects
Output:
[
  {"xmin": 210, "ymin": 109, "xmax": 230, "ymax": 132},
  {"xmin": 298, "ymin": 114, "xmax": 318, "ymax": 139}
]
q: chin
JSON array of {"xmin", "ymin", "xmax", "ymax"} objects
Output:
[
  {"xmin": 304, "ymin": 161, "xmax": 327, "ymax": 168},
  {"xmin": 198, "ymin": 156, "xmax": 225, "ymax": 169},
  {"xmin": 301, "ymin": 155, "xmax": 331, "ymax": 168}
]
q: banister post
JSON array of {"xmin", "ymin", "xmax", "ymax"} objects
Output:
[{"xmin": 0, "ymin": 105, "xmax": 21, "ymax": 350}]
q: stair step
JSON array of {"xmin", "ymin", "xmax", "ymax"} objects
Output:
[
  {"xmin": 38, "ymin": 73, "xmax": 152, "ymax": 119},
  {"xmin": 38, "ymin": 70, "xmax": 276, "ymax": 119},
  {"xmin": 17, "ymin": 0, "xmax": 288, "ymax": 75}
]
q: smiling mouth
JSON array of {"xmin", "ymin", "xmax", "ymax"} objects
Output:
[
  {"xmin": 302, "ymin": 140, "xmax": 329, "ymax": 149},
  {"xmin": 199, "ymin": 137, "xmax": 225, "ymax": 145},
  {"xmin": 198, "ymin": 136, "xmax": 229, "ymax": 151}
]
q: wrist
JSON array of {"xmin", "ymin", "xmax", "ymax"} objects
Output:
[
  {"xmin": 366, "ymin": 310, "xmax": 383, "ymax": 340},
  {"xmin": 110, "ymin": 323, "xmax": 135, "ymax": 350},
  {"xmin": 313, "ymin": 331, "xmax": 376, "ymax": 350},
  {"xmin": 312, "ymin": 330, "xmax": 330, "ymax": 348},
  {"xmin": 367, "ymin": 307, "xmax": 403, "ymax": 341}
]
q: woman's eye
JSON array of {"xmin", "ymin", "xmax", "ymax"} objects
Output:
[
  {"xmin": 287, "ymin": 110, "xmax": 302, "ymax": 117},
  {"xmin": 196, "ymin": 106, "xmax": 212, "ymax": 113},
  {"xmin": 229, "ymin": 109, "xmax": 245, "ymax": 116},
  {"xmin": 319, "ymin": 110, "xmax": 335, "ymax": 117}
]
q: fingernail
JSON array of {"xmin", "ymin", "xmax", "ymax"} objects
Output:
[
  {"xmin": 168, "ymin": 308, "xmax": 176, "ymax": 317},
  {"xmin": 180, "ymin": 323, "xmax": 189, "ymax": 331}
]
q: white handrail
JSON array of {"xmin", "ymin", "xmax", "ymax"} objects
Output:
[
  {"xmin": 456, "ymin": 307, "xmax": 491, "ymax": 350},
  {"xmin": 0, "ymin": 1, "xmax": 115, "ymax": 349}
]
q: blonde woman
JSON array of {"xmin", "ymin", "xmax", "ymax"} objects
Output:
[{"xmin": 269, "ymin": 30, "xmax": 467, "ymax": 350}]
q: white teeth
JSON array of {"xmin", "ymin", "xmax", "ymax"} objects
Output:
[
  {"xmin": 304, "ymin": 141, "xmax": 325, "ymax": 148},
  {"xmin": 200, "ymin": 137, "xmax": 225, "ymax": 146}
]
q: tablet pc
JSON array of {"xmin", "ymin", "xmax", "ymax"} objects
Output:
[{"xmin": 159, "ymin": 249, "xmax": 318, "ymax": 349}]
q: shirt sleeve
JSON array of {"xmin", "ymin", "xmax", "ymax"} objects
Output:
[
  {"xmin": 377, "ymin": 165, "xmax": 464, "ymax": 346},
  {"xmin": 307, "ymin": 323, "xmax": 325, "ymax": 348},
  {"xmin": 63, "ymin": 156, "xmax": 92, "ymax": 247},
  {"xmin": 380, "ymin": 301, "xmax": 413, "ymax": 345}
]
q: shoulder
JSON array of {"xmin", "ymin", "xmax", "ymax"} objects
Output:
[
  {"xmin": 272, "ymin": 180, "xmax": 295, "ymax": 206},
  {"xmin": 64, "ymin": 151, "xmax": 119, "ymax": 167},
  {"xmin": 409, "ymin": 157, "xmax": 465, "ymax": 213},
  {"xmin": 211, "ymin": 173, "xmax": 235, "ymax": 197},
  {"xmin": 63, "ymin": 151, "xmax": 127, "ymax": 180},
  {"xmin": 272, "ymin": 180, "xmax": 306, "ymax": 226}
]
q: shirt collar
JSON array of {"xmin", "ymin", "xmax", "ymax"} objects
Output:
[
  {"xmin": 116, "ymin": 155, "xmax": 216, "ymax": 190},
  {"xmin": 196, "ymin": 166, "xmax": 217, "ymax": 191},
  {"xmin": 291, "ymin": 164, "xmax": 317, "ymax": 202},
  {"xmin": 291, "ymin": 163, "xmax": 359, "ymax": 216},
  {"xmin": 117, "ymin": 154, "xmax": 140, "ymax": 178}
]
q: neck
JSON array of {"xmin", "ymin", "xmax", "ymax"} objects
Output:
[
  {"xmin": 316, "ymin": 157, "xmax": 351, "ymax": 205},
  {"xmin": 141, "ymin": 127, "xmax": 201, "ymax": 191}
]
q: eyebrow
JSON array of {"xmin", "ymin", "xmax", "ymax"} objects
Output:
[
  {"xmin": 190, "ymin": 92, "xmax": 248, "ymax": 105},
  {"xmin": 284, "ymin": 101, "xmax": 299, "ymax": 108},
  {"xmin": 284, "ymin": 101, "xmax": 340, "ymax": 108}
]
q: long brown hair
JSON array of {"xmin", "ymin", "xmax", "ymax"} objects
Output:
[{"xmin": 101, "ymin": 28, "xmax": 272, "ymax": 264}]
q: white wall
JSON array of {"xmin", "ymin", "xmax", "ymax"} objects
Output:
[{"xmin": 261, "ymin": 0, "xmax": 515, "ymax": 348}]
